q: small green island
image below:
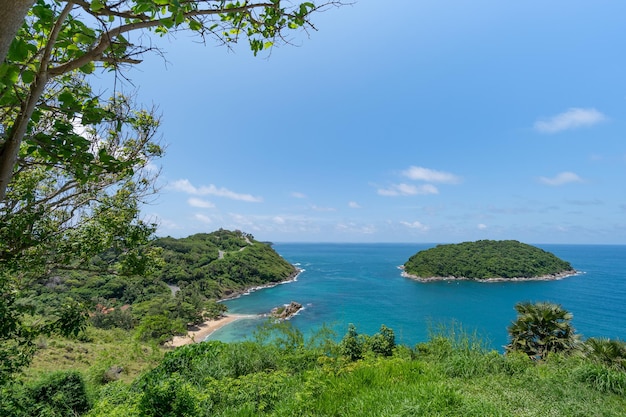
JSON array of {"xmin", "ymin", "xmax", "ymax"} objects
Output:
[{"xmin": 402, "ymin": 240, "xmax": 576, "ymax": 282}]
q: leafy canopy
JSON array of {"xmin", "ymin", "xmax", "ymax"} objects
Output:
[
  {"xmin": 0, "ymin": 0, "xmax": 340, "ymax": 383},
  {"xmin": 404, "ymin": 240, "xmax": 574, "ymax": 279},
  {"xmin": 0, "ymin": 0, "xmax": 343, "ymax": 201}
]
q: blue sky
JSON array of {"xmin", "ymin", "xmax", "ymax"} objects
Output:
[{"xmin": 107, "ymin": 1, "xmax": 626, "ymax": 243}]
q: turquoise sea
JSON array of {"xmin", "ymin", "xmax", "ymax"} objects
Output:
[{"xmin": 208, "ymin": 243, "xmax": 626, "ymax": 350}]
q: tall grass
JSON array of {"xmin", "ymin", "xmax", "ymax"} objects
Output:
[{"xmin": 9, "ymin": 322, "xmax": 626, "ymax": 417}]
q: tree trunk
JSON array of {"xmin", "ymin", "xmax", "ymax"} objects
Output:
[
  {"xmin": 0, "ymin": 72, "xmax": 48, "ymax": 202},
  {"xmin": 0, "ymin": 0, "xmax": 35, "ymax": 64}
]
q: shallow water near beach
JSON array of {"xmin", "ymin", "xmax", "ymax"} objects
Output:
[{"xmin": 207, "ymin": 243, "xmax": 626, "ymax": 350}]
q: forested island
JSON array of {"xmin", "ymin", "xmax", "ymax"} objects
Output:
[{"xmin": 403, "ymin": 240, "xmax": 576, "ymax": 281}]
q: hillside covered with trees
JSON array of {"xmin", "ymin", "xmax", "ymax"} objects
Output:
[
  {"xmin": 6, "ymin": 229, "xmax": 296, "ymax": 357},
  {"xmin": 153, "ymin": 229, "xmax": 298, "ymax": 300},
  {"xmin": 403, "ymin": 240, "xmax": 574, "ymax": 280}
]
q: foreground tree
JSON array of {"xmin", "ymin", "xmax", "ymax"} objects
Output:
[
  {"xmin": 0, "ymin": 84, "xmax": 162, "ymax": 383},
  {"xmin": 0, "ymin": 0, "xmax": 340, "ymax": 382},
  {"xmin": 0, "ymin": 0, "xmax": 35, "ymax": 64},
  {"xmin": 0, "ymin": 0, "xmax": 342, "ymax": 202},
  {"xmin": 506, "ymin": 301, "xmax": 580, "ymax": 360}
]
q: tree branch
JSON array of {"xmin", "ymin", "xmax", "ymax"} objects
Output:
[{"xmin": 48, "ymin": 3, "xmax": 274, "ymax": 76}]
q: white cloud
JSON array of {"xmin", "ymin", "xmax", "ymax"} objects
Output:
[
  {"xmin": 538, "ymin": 171, "xmax": 584, "ymax": 186},
  {"xmin": 534, "ymin": 108, "xmax": 607, "ymax": 133},
  {"xmin": 188, "ymin": 197, "xmax": 215, "ymax": 208},
  {"xmin": 477, "ymin": 223, "xmax": 488, "ymax": 230},
  {"xmin": 378, "ymin": 183, "xmax": 439, "ymax": 196},
  {"xmin": 170, "ymin": 179, "xmax": 197, "ymax": 194},
  {"xmin": 273, "ymin": 216, "xmax": 286, "ymax": 224},
  {"xmin": 71, "ymin": 117, "xmax": 90, "ymax": 137},
  {"xmin": 400, "ymin": 221, "xmax": 430, "ymax": 231},
  {"xmin": 143, "ymin": 161, "xmax": 160, "ymax": 173},
  {"xmin": 170, "ymin": 179, "xmax": 262, "ymax": 202},
  {"xmin": 229, "ymin": 213, "xmax": 255, "ymax": 226},
  {"xmin": 402, "ymin": 166, "xmax": 461, "ymax": 184},
  {"xmin": 291, "ymin": 192, "xmax": 307, "ymax": 199},
  {"xmin": 145, "ymin": 213, "xmax": 180, "ymax": 230},
  {"xmin": 336, "ymin": 222, "xmax": 376, "ymax": 234},
  {"xmin": 348, "ymin": 201, "xmax": 361, "ymax": 209},
  {"xmin": 194, "ymin": 213, "xmax": 212, "ymax": 224},
  {"xmin": 311, "ymin": 205, "xmax": 336, "ymax": 212}
]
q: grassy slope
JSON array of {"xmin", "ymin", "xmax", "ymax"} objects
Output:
[
  {"xmin": 22, "ymin": 327, "xmax": 165, "ymax": 385},
  {"xmin": 80, "ymin": 328, "xmax": 626, "ymax": 417}
]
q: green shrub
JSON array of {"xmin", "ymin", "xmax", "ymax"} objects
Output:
[
  {"xmin": 367, "ymin": 324, "xmax": 396, "ymax": 357},
  {"xmin": 134, "ymin": 314, "xmax": 186, "ymax": 344},
  {"xmin": 506, "ymin": 302, "xmax": 580, "ymax": 360},
  {"xmin": 85, "ymin": 381, "xmax": 141, "ymax": 417},
  {"xmin": 91, "ymin": 308, "xmax": 134, "ymax": 330},
  {"xmin": 340, "ymin": 323, "xmax": 363, "ymax": 361},
  {"xmin": 205, "ymin": 370, "xmax": 291, "ymax": 413},
  {"xmin": 137, "ymin": 374, "xmax": 203, "ymax": 417},
  {"xmin": 584, "ymin": 338, "xmax": 626, "ymax": 370},
  {"xmin": 27, "ymin": 370, "xmax": 90, "ymax": 416},
  {"xmin": 575, "ymin": 363, "xmax": 626, "ymax": 395}
]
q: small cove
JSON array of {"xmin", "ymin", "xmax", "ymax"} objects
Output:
[{"xmin": 208, "ymin": 243, "xmax": 626, "ymax": 349}]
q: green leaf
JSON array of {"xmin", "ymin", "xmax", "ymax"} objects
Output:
[
  {"xmin": 188, "ymin": 20, "xmax": 202, "ymax": 31},
  {"xmin": 175, "ymin": 11, "xmax": 184, "ymax": 25},
  {"xmin": 21, "ymin": 69, "xmax": 35, "ymax": 84},
  {"xmin": 79, "ymin": 62, "xmax": 95, "ymax": 75},
  {"xmin": 4, "ymin": 66, "xmax": 20, "ymax": 85},
  {"xmin": 160, "ymin": 18, "xmax": 174, "ymax": 29},
  {"xmin": 90, "ymin": 0, "xmax": 104, "ymax": 12}
]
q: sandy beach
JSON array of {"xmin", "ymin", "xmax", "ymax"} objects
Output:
[
  {"xmin": 166, "ymin": 314, "xmax": 256, "ymax": 348},
  {"xmin": 165, "ymin": 270, "xmax": 302, "ymax": 348}
]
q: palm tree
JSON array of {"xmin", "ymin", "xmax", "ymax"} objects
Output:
[
  {"xmin": 584, "ymin": 338, "xmax": 626, "ymax": 370},
  {"xmin": 506, "ymin": 302, "xmax": 579, "ymax": 360}
]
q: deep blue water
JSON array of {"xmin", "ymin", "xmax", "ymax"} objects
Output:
[{"xmin": 207, "ymin": 243, "xmax": 626, "ymax": 350}]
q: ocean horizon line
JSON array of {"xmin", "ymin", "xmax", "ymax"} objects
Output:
[{"xmin": 268, "ymin": 241, "xmax": 626, "ymax": 246}]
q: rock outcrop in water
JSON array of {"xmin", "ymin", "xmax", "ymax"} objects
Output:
[{"xmin": 270, "ymin": 301, "xmax": 303, "ymax": 319}]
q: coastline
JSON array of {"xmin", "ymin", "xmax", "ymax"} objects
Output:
[
  {"xmin": 167, "ymin": 267, "xmax": 303, "ymax": 348},
  {"xmin": 166, "ymin": 313, "xmax": 257, "ymax": 348},
  {"xmin": 400, "ymin": 267, "xmax": 580, "ymax": 283},
  {"xmin": 219, "ymin": 268, "xmax": 303, "ymax": 301}
]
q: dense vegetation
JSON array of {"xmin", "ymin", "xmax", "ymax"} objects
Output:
[
  {"xmin": 3, "ymin": 317, "xmax": 626, "ymax": 417},
  {"xmin": 0, "ymin": 0, "xmax": 336, "ymax": 390},
  {"xmin": 1, "ymin": 229, "xmax": 296, "ymax": 380},
  {"xmin": 68, "ymin": 230, "xmax": 294, "ymax": 336},
  {"xmin": 153, "ymin": 229, "xmax": 297, "ymax": 300},
  {"xmin": 2, "ymin": 3, "xmax": 623, "ymax": 415},
  {"xmin": 404, "ymin": 240, "xmax": 574, "ymax": 280}
]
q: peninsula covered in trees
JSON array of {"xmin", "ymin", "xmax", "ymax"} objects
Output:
[
  {"xmin": 153, "ymin": 229, "xmax": 298, "ymax": 300},
  {"xmin": 402, "ymin": 240, "xmax": 576, "ymax": 281},
  {"xmin": 5, "ymin": 229, "xmax": 297, "ymax": 354}
]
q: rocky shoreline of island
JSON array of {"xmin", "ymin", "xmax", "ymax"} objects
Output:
[{"xmin": 399, "ymin": 266, "xmax": 579, "ymax": 283}]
